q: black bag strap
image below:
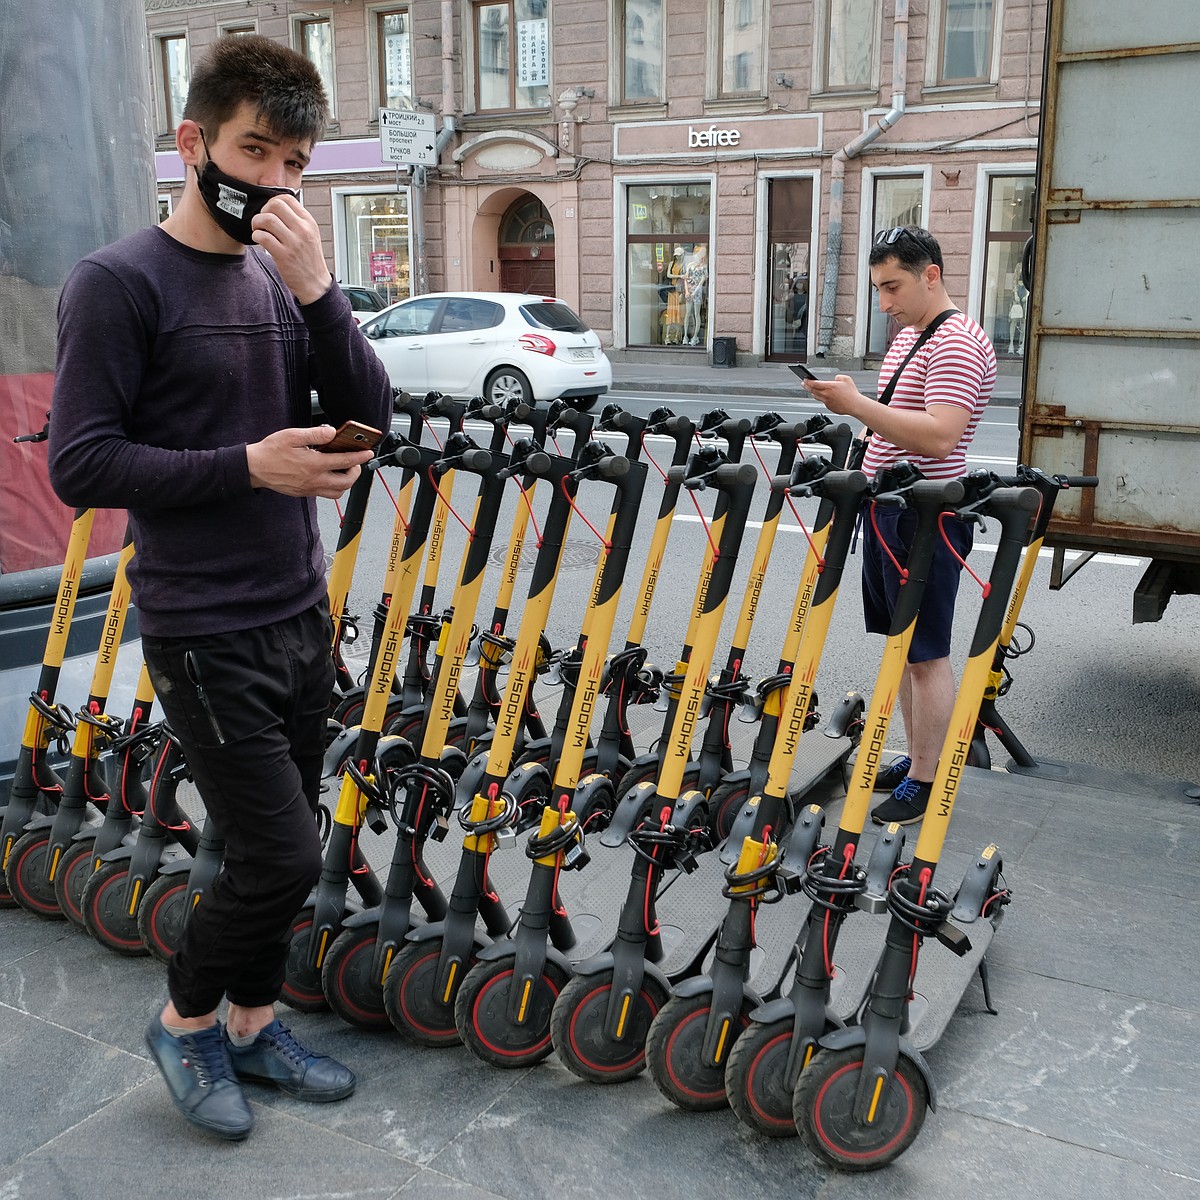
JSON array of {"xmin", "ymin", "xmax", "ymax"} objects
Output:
[{"xmin": 875, "ymin": 308, "xmax": 959, "ymax": 409}]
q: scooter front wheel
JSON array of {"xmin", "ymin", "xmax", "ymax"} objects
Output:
[
  {"xmin": 281, "ymin": 907, "xmax": 332, "ymax": 1012},
  {"xmin": 383, "ymin": 938, "xmax": 476, "ymax": 1047},
  {"xmin": 793, "ymin": 1045, "xmax": 929, "ymax": 1171},
  {"xmin": 321, "ymin": 924, "xmax": 393, "ymax": 1031},
  {"xmin": 725, "ymin": 1015, "xmax": 808, "ymax": 1137},
  {"xmin": 550, "ymin": 968, "xmax": 668, "ymax": 1084},
  {"xmin": 454, "ymin": 957, "xmax": 568, "ymax": 1069},
  {"xmin": 646, "ymin": 992, "xmax": 750, "ymax": 1111},
  {"xmin": 81, "ymin": 860, "xmax": 151, "ymax": 956},
  {"xmin": 137, "ymin": 873, "xmax": 189, "ymax": 964},
  {"xmin": 5, "ymin": 829, "xmax": 64, "ymax": 919},
  {"xmin": 53, "ymin": 839, "xmax": 97, "ymax": 930}
]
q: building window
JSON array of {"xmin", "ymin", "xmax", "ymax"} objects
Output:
[
  {"xmin": 297, "ymin": 15, "xmax": 336, "ymax": 112},
  {"xmin": 619, "ymin": 0, "xmax": 664, "ymax": 104},
  {"xmin": 156, "ymin": 34, "xmax": 189, "ymax": 133},
  {"xmin": 866, "ymin": 174, "xmax": 925, "ymax": 355},
  {"xmin": 981, "ymin": 174, "xmax": 1034, "ymax": 358},
  {"xmin": 821, "ymin": 0, "xmax": 876, "ymax": 92},
  {"xmin": 765, "ymin": 177, "xmax": 814, "ymax": 361},
  {"xmin": 626, "ymin": 183, "xmax": 711, "ymax": 347},
  {"xmin": 341, "ymin": 192, "xmax": 412, "ymax": 306},
  {"xmin": 219, "ymin": 23, "xmax": 257, "ymax": 37},
  {"xmin": 473, "ymin": 0, "xmax": 550, "ymax": 113},
  {"xmin": 719, "ymin": 0, "xmax": 763, "ymax": 97},
  {"xmin": 938, "ymin": 0, "xmax": 995, "ymax": 84},
  {"xmin": 158, "ymin": 196, "xmax": 173, "ymax": 224},
  {"xmin": 376, "ymin": 9, "xmax": 413, "ymax": 109}
]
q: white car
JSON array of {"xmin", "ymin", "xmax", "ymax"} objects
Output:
[{"xmin": 359, "ymin": 292, "xmax": 612, "ymax": 411}]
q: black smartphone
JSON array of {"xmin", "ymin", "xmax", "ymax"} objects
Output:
[
  {"xmin": 317, "ymin": 420, "xmax": 383, "ymax": 453},
  {"xmin": 789, "ymin": 363, "xmax": 819, "ymax": 382}
]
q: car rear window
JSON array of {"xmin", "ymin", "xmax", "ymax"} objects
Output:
[{"xmin": 519, "ymin": 301, "xmax": 588, "ymax": 333}]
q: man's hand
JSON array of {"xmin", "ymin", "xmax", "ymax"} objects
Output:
[
  {"xmin": 803, "ymin": 374, "xmax": 868, "ymax": 418},
  {"xmin": 251, "ymin": 194, "xmax": 333, "ymax": 305},
  {"xmin": 246, "ymin": 426, "xmax": 373, "ymax": 498}
]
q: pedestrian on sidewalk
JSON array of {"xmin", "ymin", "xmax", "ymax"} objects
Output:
[
  {"xmin": 802, "ymin": 225, "xmax": 996, "ymax": 826},
  {"xmin": 48, "ymin": 35, "xmax": 393, "ymax": 1141}
]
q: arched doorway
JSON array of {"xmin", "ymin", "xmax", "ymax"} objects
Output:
[{"xmin": 498, "ymin": 195, "xmax": 555, "ymax": 294}]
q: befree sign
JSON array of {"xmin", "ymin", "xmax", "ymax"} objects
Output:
[{"xmin": 688, "ymin": 125, "xmax": 742, "ymax": 148}]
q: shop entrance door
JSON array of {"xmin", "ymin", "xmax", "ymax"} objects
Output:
[
  {"xmin": 764, "ymin": 178, "xmax": 814, "ymax": 361},
  {"xmin": 497, "ymin": 195, "xmax": 555, "ymax": 294}
]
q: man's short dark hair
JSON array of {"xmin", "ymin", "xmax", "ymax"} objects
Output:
[
  {"xmin": 183, "ymin": 35, "xmax": 329, "ymax": 147},
  {"xmin": 868, "ymin": 225, "xmax": 944, "ymax": 277}
]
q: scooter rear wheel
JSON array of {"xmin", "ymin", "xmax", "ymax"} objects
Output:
[
  {"xmin": 454, "ymin": 957, "xmax": 568, "ymax": 1069},
  {"xmin": 321, "ymin": 924, "xmax": 394, "ymax": 1031},
  {"xmin": 6, "ymin": 829, "xmax": 64, "ymax": 919},
  {"xmin": 793, "ymin": 1045, "xmax": 929, "ymax": 1171},
  {"xmin": 137, "ymin": 873, "xmax": 189, "ymax": 964},
  {"xmin": 646, "ymin": 992, "xmax": 750, "ymax": 1111},
  {"xmin": 53, "ymin": 839, "xmax": 97, "ymax": 930},
  {"xmin": 383, "ymin": 937, "xmax": 477, "ymax": 1047},
  {"xmin": 281, "ymin": 907, "xmax": 332, "ymax": 1012},
  {"xmin": 725, "ymin": 1015, "xmax": 807, "ymax": 1137},
  {"xmin": 81, "ymin": 860, "xmax": 151, "ymax": 956},
  {"xmin": 550, "ymin": 968, "xmax": 667, "ymax": 1084}
]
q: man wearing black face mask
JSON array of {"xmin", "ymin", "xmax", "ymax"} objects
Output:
[{"xmin": 48, "ymin": 37, "xmax": 392, "ymax": 1142}]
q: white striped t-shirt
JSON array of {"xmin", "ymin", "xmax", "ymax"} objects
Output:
[{"xmin": 862, "ymin": 312, "xmax": 997, "ymax": 480}]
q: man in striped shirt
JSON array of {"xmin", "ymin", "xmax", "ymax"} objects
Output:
[{"xmin": 805, "ymin": 226, "xmax": 996, "ymax": 825}]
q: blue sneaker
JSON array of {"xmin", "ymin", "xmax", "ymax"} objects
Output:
[
  {"xmin": 872, "ymin": 755, "xmax": 912, "ymax": 792},
  {"xmin": 226, "ymin": 1019, "xmax": 356, "ymax": 1102},
  {"xmin": 870, "ymin": 776, "xmax": 932, "ymax": 826},
  {"xmin": 144, "ymin": 1015, "xmax": 254, "ymax": 1141}
]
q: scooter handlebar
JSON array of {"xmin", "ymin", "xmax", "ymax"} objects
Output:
[{"xmin": 457, "ymin": 447, "xmax": 493, "ymax": 473}]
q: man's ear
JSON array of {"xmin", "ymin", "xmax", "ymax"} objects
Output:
[
  {"xmin": 176, "ymin": 120, "xmax": 204, "ymax": 166},
  {"xmin": 923, "ymin": 262, "xmax": 942, "ymax": 288}
]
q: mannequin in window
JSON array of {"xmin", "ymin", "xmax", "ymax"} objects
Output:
[
  {"xmin": 787, "ymin": 275, "xmax": 809, "ymax": 354},
  {"xmin": 1007, "ymin": 281, "xmax": 1027, "ymax": 355},
  {"xmin": 682, "ymin": 245, "xmax": 708, "ymax": 346},
  {"xmin": 661, "ymin": 246, "xmax": 684, "ymax": 344}
]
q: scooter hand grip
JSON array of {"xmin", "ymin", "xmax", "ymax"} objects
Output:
[
  {"xmin": 396, "ymin": 445, "xmax": 423, "ymax": 469},
  {"xmin": 519, "ymin": 450, "xmax": 553, "ymax": 478},
  {"xmin": 979, "ymin": 484, "xmax": 1040, "ymax": 520},
  {"xmin": 908, "ymin": 478, "xmax": 966, "ymax": 508},
  {"xmin": 597, "ymin": 454, "xmax": 631, "ymax": 480},
  {"xmin": 718, "ymin": 417, "xmax": 754, "ymax": 440},
  {"xmin": 1064, "ymin": 475, "xmax": 1099, "ymax": 488},
  {"xmin": 459, "ymin": 448, "xmax": 492, "ymax": 472},
  {"xmin": 816, "ymin": 468, "xmax": 870, "ymax": 498},
  {"xmin": 654, "ymin": 414, "xmax": 694, "ymax": 438},
  {"xmin": 713, "ymin": 462, "xmax": 759, "ymax": 490}
]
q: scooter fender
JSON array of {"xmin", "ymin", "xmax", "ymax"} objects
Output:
[
  {"xmin": 951, "ymin": 843, "xmax": 1004, "ymax": 925},
  {"xmin": 475, "ymin": 938, "xmax": 573, "ymax": 979},
  {"xmin": 670, "ymin": 974, "xmax": 760, "ymax": 1009},
  {"xmin": 504, "ymin": 761, "xmax": 551, "ymax": 808},
  {"xmin": 341, "ymin": 905, "xmax": 383, "ymax": 931},
  {"xmin": 599, "ymin": 780, "xmax": 658, "ymax": 848},
  {"xmin": 155, "ymin": 857, "xmax": 193, "ymax": 879},
  {"xmin": 823, "ymin": 691, "xmax": 866, "ymax": 740},
  {"xmin": 322, "ymin": 723, "xmax": 360, "ymax": 778},
  {"xmin": 746, "ymin": 995, "xmax": 806, "ymax": 1026},
  {"xmin": 574, "ymin": 950, "xmax": 673, "ymax": 1013},
  {"xmin": 715, "ymin": 770, "xmax": 754, "ymax": 865},
  {"xmin": 571, "ymin": 773, "xmax": 617, "ymax": 830},
  {"xmin": 17, "ymin": 814, "xmax": 55, "ymax": 834},
  {"xmin": 816, "ymin": 1023, "xmax": 938, "ymax": 1113}
]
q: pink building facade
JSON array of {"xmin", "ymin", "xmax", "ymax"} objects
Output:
[{"xmin": 146, "ymin": 0, "xmax": 1042, "ymax": 366}]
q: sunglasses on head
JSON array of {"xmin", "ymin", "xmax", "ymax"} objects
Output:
[{"xmin": 874, "ymin": 226, "xmax": 913, "ymax": 246}]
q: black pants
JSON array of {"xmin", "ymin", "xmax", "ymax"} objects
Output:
[{"xmin": 142, "ymin": 602, "xmax": 333, "ymax": 1017}]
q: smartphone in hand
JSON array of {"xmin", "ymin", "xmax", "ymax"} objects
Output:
[
  {"xmin": 317, "ymin": 420, "xmax": 383, "ymax": 453},
  {"xmin": 789, "ymin": 363, "xmax": 819, "ymax": 382}
]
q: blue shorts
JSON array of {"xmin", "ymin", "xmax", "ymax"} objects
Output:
[{"xmin": 860, "ymin": 503, "xmax": 974, "ymax": 663}]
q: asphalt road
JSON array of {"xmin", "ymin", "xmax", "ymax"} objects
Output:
[{"xmin": 318, "ymin": 395, "xmax": 1200, "ymax": 782}]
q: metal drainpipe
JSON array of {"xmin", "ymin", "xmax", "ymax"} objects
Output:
[
  {"xmin": 816, "ymin": 0, "xmax": 910, "ymax": 356},
  {"xmin": 411, "ymin": 0, "xmax": 459, "ymax": 295}
]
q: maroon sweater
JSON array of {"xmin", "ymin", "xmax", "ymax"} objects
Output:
[{"xmin": 48, "ymin": 226, "xmax": 392, "ymax": 636}]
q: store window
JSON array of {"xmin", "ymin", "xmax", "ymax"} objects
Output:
[
  {"xmin": 297, "ymin": 16, "xmax": 336, "ymax": 113},
  {"xmin": 938, "ymin": 0, "xmax": 995, "ymax": 85},
  {"xmin": 821, "ymin": 0, "xmax": 877, "ymax": 91},
  {"xmin": 619, "ymin": 0, "xmax": 664, "ymax": 104},
  {"xmin": 626, "ymin": 183, "xmax": 711, "ymax": 348},
  {"xmin": 473, "ymin": 0, "xmax": 550, "ymax": 112},
  {"xmin": 981, "ymin": 175, "xmax": 1034, "ymax": 358},
  {"xmin": 764, "ymin": 178, "xmax": 814, "ymax": 361},
  {"xmin": 341, "ymin": 192, "xmax": 412, "ymax": 306},
  {"xmin": 376, "ymin": 9, "xmax": 413, "ymax": 109},
  {"xmin": 865, "ymin": 175, "xmax": 924, "ymax": 355},
  {"xmin": 719, "ymin": 0, "xmax": 764, "ymax": 97},
  {"xmin": 156, "ymin": 34, "xmax": 189, "ymax": 133}
]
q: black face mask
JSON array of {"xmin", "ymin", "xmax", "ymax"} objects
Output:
[{"xmin": 194, "ymin": 132, "xmax": 299, "ymax": 245}]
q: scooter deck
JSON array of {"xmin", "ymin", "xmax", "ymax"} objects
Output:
[{"xmin": 905, "ymin": 917, "xmax": 996, "ymax": 1050}]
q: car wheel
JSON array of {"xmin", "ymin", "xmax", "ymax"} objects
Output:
[
  {"xmin": 484, "ymin": 366, "xmax": 532, "ymax": 407},
  {"xmin": 567, "ymin": 395, "xmax": 599, "ymax": 412}
]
